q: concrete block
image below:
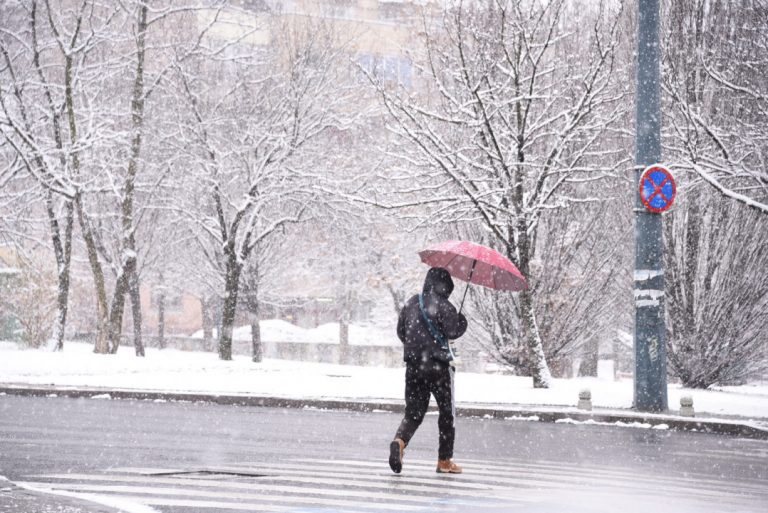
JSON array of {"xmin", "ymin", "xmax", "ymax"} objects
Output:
[
  {"xmin": 578, "ymin": 388, "xmax": 592, "ymax": 411},
  {"xmin": 679, "ymin": 395, "xmax": 695, "ymax": 417}
]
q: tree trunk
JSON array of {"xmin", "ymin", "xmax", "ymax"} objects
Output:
[
  {"xmin": 128, "ymin": 266, "xmax": 144, "ymax": 356},
  {"xmin": 520, "ymin": 289, "xmax": 552, "ymax": 388},
  {"xmin": 107, "ymin": 272, "xmax": 128, "ymax": 353},
  {"xmin": 157, "ymin": 291, "xmax": 166, "ymax": 350},
  {"xmin": 513, "ymin": 154, "xmax": 552, "ymax": 389},
  {"xmin": 218, "ymin": 256, "xmax": 242, "ymax": 361},
  {"xmin": 76, "ymin": 198, "xmax": 110, "ymax": 354},
  {"xmin": 116, "ymin": 2, "xmax": 148, "ymax": 357},
  {"xmin": 30, "ymin": 1, "xmax": 80, "ymax": 352},
  {"xmin": 245, "ymin": 292, "xmax": 262, "ymax": 361},
  {"xmin": 339, "ymin": 315, "xmax": 350, "ymax": 365},
  {"xmin": 48, "ymin": 196, "xmax": 74, "ymax": 351},
  {"xmin": 386, "ymin": 284, "xmax": 405, "ymax": 317},
  {"xmin": 241, "ymin": 259, "xmax": 263, "ymax": 362},
  {"xmin": 201, "ymin": 296, "xmax": 213, "ymax": 351},
  {"xmin": 247, "ymin": 288, "xmax": 262, "ymax": 363},
  {"xmin": 251, "ymin": 317, "xmax": 262, "ymax": 363},
  {"xmin": 51, "ymin": 273, "xmax": 70, "ymax": 351},
  {"xmin": 578, "ymin": 337, "xmax": 599, "ymax": 377}
]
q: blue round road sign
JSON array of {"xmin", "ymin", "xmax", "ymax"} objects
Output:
[{"xmin": 639, "ymin": 165, "xmax": 676, "ymax": 213}]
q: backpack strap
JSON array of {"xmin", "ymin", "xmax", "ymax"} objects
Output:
[{"xmin": 419, "ymin": 293, "xmax": 453, "ymax": 359}]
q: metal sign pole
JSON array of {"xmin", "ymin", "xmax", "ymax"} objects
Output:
[{"xmin": 634, "ymin": 0, "xmax": 668, "ymax": 412}]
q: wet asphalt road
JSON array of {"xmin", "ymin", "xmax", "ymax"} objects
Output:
[{"xmin": 0, "ymin": 394, "xmax": 766, "ymax": 512}]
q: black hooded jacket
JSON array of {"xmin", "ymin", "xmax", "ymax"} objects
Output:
[{"xmin": 397, "ymin": 267, "xmax": 468, "ymax": 364}]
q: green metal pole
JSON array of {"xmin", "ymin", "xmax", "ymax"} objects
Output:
[{"xmin": 634, "ymin": 0, "xmax": 668, "ymax": 412}]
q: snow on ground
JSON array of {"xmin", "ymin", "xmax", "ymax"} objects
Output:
[{"xmin": 1, "ymin": 341, "xmax": 766, "ymax": 422}]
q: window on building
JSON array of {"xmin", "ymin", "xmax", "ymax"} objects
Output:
[
  {"xmin": 379, "ymin": 2, "xmax": 407, "ymax": 22},
  {"xmin": 320, "ymin": 0, "xmax": 355, "ymax": 19},
  {"xmin": 356, "ymin": 53, "xmax": 412, "ymax": 88}
]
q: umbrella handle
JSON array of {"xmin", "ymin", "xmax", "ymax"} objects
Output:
[{"xmin": 458, "ymin": 259, "xmax": 477, "ymax": 315}]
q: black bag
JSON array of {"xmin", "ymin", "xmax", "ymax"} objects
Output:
[{"xmin": 418, "ymin": 294, "xmax": 455, "ymax": 363}]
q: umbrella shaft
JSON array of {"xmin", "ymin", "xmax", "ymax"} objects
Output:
[{"xmin": 458, "ymin": 259, "xmax": 477, "ymax": 315}]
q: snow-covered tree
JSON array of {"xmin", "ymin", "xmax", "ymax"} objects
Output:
[
  {"xmin": 662, "ymin": 0, "xmax": 768, "ymax": 213},
  {"xmin": 1, "ymin": 0, "xmax": 230, "ymax": 355},
  {"xmin": 664, "ymin": 184, "xmax": 768, "ymax": 387},
  {"xmin": 469, "ymin": 195, "xmax": 632, "ymax": 377},
  {"xmin": 0, "ymin": 0, "xmax": 115, "ymax": 352},
  {"xmin": 64, "ymin": 1, "xmax": 208, "ymax": 356},
  {"xmin": 365, "ymin": 0, "xmax": 626, "ymax": 387},
  {"xmin": 0, "ymin": 251, "xmax": 56, "ymax": 348},
  {"xmin": 659, "ymin": 0, "xmax": 768, "ymax": 386},
  {"xmin": 173, "ymin": 15, "xmax": 355, "ymax": 360}
]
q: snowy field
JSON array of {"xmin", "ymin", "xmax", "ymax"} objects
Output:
[{"xmin": 2, "ymin": 340, "xmax": 767, "ymax": 423}]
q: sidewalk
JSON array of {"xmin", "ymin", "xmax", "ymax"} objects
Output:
[{"xmin": 2, "ymin": 342, "xmax": 767, "ymax": 439}]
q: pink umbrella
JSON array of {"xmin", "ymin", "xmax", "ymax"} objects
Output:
[{"xmin": 418, "ymin": 240, "xmax": 528, "ymax": 312}]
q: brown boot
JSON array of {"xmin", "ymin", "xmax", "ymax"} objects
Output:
[
  {"xmin": 389, "ymin": 438, "xmax": 405, "ymax": 474},
  {"xmin": 436, "ymin": 459, "xmax": 463, "ymax": 474}
]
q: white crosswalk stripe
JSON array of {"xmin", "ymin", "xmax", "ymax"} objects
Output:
[
  {"xmin": 19, "ymin": 455, "xmax": 768, "ymax": 512},
  {"xmin": 20, "ymin": 459, "xmax": 518, "ymax": 512}
]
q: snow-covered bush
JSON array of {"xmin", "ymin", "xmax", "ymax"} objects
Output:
[{"xmin": 0, "ymin": 258, "xmax": 56, "ymax": 348}]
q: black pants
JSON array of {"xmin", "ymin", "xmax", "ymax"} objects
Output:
[{"xmin": 395, "ymin": 361, "xmax": 456, "ymax": 460}]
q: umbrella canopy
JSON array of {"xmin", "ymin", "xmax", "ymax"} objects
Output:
[{"xmin": 418, "ymin": 240, "xmax": 528, "ymax": 292}]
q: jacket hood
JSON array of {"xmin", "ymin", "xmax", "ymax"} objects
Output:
[{"xmin": 422, "ymin": 267, "xmax": 454, "ymax": 298}]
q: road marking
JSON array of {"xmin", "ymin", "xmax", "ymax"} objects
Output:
[
  {"xmin": 23, "ymin": 456, "xmax": 768, "ymax": 513},
  {"xmin": 26, "ymin": 473, "xmax": 461, "ymax": 507},
  {"xmin": 12, "ymin": 480, "xmax": 162, "ymax": 513},
  {"xmin": 25, "ymin": 460, "xmax": 523, "ymax": 512},
  {"xmin": 115, "ymin": 456, "xmax": 768, "ymax": 500},
  {"xmin": 15, "ymin": 482, "xmax": 429, "ymax": 512},
  {"xmin": 108, "ymin": 464, "xmax": 532, "ymax": 496},
  {"xmin": 292, "ymin": 457, "xmax": 768, "ymax": 501}
]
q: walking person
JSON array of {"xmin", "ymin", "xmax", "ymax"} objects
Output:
[{"xmin": 389, "ymin": 267, "xmax": 468, "ymax": 474}]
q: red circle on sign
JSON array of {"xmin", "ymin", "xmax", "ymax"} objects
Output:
[{"xmin": 639, "ymin": 165, "xmax": 676, "ymax": 213}]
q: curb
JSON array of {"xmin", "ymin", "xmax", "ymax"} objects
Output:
[{"xmin": 2, "ymin": 384, "xmax": 767, "ymax": 440}]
